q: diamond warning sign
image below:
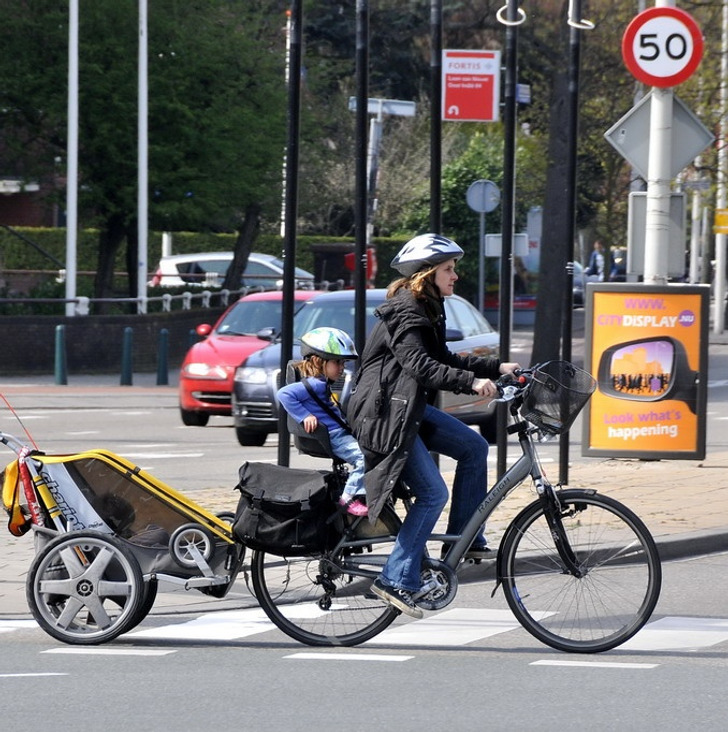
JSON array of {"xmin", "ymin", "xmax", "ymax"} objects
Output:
[{"xmin": 442, "ymin": 49, "xmax": 501, "ymax": 122}]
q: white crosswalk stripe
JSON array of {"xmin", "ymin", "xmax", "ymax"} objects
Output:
[
  {"xmin": 4, "ymin": 612, "xmax": 728, "ymax": 653},
  {"xmin": 365, "ymin": 608, "xmax": 537, "ymax": 646},
  {"xmin": 128, "ymin": 607, "xmax": 274, "ymax": 641},
  {"xmin": 618, "ymin": 616, "xmax": 728, "ymax": 651}
]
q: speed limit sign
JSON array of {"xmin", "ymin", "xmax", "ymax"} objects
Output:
[{"xmin": 622, "ymin": 7, "xmax": 703, "ymax": 88}]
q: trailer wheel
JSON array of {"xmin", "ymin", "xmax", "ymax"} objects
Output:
[
  {"xmin": 170, "ymin": 523, "xmax": 214, "ymax": 569},
  {"xmin": 27, "ymin": 531, "xmax": 144, "ymax": 645}
]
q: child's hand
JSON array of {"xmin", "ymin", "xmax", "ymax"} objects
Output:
[{"xmin": 303, "ymin": 415, "xmax": 318, "ymax": 433}]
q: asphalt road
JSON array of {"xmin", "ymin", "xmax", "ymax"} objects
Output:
[
  {"xmin": 1, "ymin": 339, "xmax": 727, "ymax": 731},
  {"xmin": 1, "ymin": 551, "xmax": 727, "ymax": 732}
]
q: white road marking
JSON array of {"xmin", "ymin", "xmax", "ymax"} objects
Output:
[
  {"xmin": 42, "ymin": 647, "xmax": 175, "ymax": 657},
  {"xmin": 0, "ymin": 672, "xmax": 68, "ymax": 678},
  {"xmin": 0, "ymin": 620, "xmax": 39, "ymax": 632},
  {"xmin": 121, "ymin": 452, "xmax": 205, "ymax": 459},
  {"xmin": 366, "ymin": 608, "xmax": 550, "ymax": 646},
  {"xmin": 10, "ymin": 610, "xmax": 728, "ymax": 656},
  {"xmin": 531, "ymin": 660, "xmax": 658, "ymax": 669},
  {"xmin": 128, "ymin": 608, "xmax": 275, "ymax": 641},
  {"xmin": 619, "ymin": 616, "xmax": 728, "ymax": 651},
  {"xmin": 284, "ymin": 653, "xmax": 413, "ymax": 662}
]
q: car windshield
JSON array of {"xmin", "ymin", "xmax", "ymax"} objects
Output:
[
  {"xmin": 216, "ymin": 300, "xmax": 284, "ymax": 336},
  {"xmin": 292, "ymin": 298, "xmax": 383, "ymax": 339}
]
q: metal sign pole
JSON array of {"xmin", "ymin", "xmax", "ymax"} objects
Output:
[{"xmin": 277, "ymin": 0, "xmax": 303, "ymax": 467}]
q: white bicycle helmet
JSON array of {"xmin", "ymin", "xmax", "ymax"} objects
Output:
[
  {"xmin": 390, "ymin": 233, "xmax": 464, "ymax": 277},
  {"xmin": 300, "ymin": 327, "xmax": 358, "ymax": 360}
]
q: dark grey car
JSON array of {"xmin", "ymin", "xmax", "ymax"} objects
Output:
[{"xmin": 231, "ymin": 289, "xmax": 500, "ymax": 446}]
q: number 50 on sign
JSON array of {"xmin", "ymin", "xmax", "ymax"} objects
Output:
[{"xmin": 622, "ymin": 7, "xmax": 703, "ymax": 88}]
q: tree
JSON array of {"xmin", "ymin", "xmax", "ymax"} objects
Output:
[
  {"xmin": 0, "ymin": 0, "xmax": 287, "ymax": 310},
  {"xmin": 399, "ymin": 124, "xmax": 547, "ymax": 304}
]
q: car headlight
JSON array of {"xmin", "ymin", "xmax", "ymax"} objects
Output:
[
  {"xmin": 234, "ymin": 366, "xmax": 269, "ymax": 384},
  {"xmin": 182, "ymin": 363, "xmax": 229, "ymax": 380}
]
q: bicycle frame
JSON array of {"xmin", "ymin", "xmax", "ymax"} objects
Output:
[
  {"xmin": 436, "ymin": 419, "xmax": 546, "ymax": 570},
  {"xmin": 330, "ymin": 417, "xmax": 552, "ymax": 581}
]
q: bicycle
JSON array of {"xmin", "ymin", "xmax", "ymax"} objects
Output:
[{"xmin": 249, "ymin": 360, "xmax": 662, "ymax": 653}]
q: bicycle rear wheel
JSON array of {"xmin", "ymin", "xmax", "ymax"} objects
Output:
[
  {"xmin": 251, "ymin": 504, "xmax": 401, "ymax": 646},
  {"xmin": 499, "ymin": 489, "xmax": 661, "ymax": 653}
]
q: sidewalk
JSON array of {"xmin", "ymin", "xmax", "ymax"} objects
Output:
[{"xmin": 1, "ymin": 341, "xmax": 727, "ymax": 620}]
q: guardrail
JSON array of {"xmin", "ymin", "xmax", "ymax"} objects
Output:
[{"xmin": 0, "ymin": 279, "xmax": 345, "ymax": 315}]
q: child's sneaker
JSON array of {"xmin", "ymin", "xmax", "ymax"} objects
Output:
[{"xmin": 338, "ymin": 496, "xmax": 368, "ymax": 517}]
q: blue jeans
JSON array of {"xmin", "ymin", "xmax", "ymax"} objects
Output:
[
  {"xmin": 380, "ymin": 405, "xmax": 489, "ymax": 591},
  {"xmin": 328, "ymin": 427, "xmax": 366, "ymax": 497}
]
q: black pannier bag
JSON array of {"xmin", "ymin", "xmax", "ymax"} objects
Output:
[{"xmin": 233, "ymin": 461, "xmax": 342, "ymax": 556}]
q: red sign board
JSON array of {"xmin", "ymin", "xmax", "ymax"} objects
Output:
[
  {"xmin": 622, "ymin": 7, "xmax": 703, "ymax": 88},
  {"xmin": 442, "ymin": 50, "xmax": 501, "ymax": 122}
]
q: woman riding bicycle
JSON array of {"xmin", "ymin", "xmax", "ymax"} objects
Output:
[{"xmin": 347, "ymin": 233, "xmax": 520, "ymax": 618}]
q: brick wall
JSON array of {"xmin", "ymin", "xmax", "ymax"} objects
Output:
[{"xmin": 0, "ymin": 308, "xmax": 227, "ymax": 375}]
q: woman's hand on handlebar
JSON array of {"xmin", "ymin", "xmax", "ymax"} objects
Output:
[
  {"xmin": 499, "ymin": 362, "xmax": 522, "ymax": 377},
  {"xmin": 472, "ymin": 363, "xmax": 523, "ymax": 397},
  {"xmin": 494, "ymin": 362, "xmax": 527, "ymax": 400},
  {"xmin": 471, "ymin": 377, "xmax": 498, "ymax": 398}
]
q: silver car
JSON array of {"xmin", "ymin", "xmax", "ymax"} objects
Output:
[
  {"xmin": 149, "ymin": 251, "xmax": 315, "ymax": 290},
  {"xmin": 231, "ymin": 289, "xmax": 500, "ymax": 446}
]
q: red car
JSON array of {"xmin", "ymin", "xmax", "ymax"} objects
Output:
[{"xmin": 179, "ymin": 290, "xmax": 316, "ymax": 426}]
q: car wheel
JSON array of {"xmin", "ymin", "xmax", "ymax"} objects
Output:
[
  {"xmin": 180, "ymin": 408, "xmax": 210, "ymax": 427},
  {"xmin": 235, "ymin": 427, "xmax": 267, "ymax": 447}
]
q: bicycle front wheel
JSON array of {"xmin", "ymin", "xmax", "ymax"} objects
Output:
[
  {"xmin": 499, "ymin": 489, "xmax": 661, "ymax": 653},
  {"xmin": 251, "ymin": 504, "xmax": 401, "ymax": 647}
]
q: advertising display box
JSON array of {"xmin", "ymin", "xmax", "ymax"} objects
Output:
[{"xmin": 582, "ymin": 284, "xmax": 709, "ymax": 460}]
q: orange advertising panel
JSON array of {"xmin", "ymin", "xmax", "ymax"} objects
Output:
[{"xmin": 582, "ymin": 284, "xmax": 708, "ymax": 459}]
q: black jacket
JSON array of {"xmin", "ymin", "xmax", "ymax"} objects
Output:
[{"xmin": 346, "ymin": 288, "xmax": 501, "ymax": 520}]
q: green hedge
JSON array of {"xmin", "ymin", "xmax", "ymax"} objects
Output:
[{"xmin": 0, "ymin": 227, "xmax": 409, "ymax": 287}]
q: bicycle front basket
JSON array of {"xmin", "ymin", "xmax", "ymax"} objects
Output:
[{"xmin": 520, "ymin": 361, "xmax": 597, "ymax": 435}]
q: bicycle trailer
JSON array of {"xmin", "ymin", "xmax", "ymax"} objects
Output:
[{"xmin": 2, "ymin": 432, "xmax": 243, "ymax": 644}]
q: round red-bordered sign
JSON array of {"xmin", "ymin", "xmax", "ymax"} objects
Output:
[{"xmin": 622, "ymin": 7, "xmax": 703, "ymax": 88}]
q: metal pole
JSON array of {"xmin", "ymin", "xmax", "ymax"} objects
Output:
[
  {"xmin": 689, "ymin": 175, "xmax": 701, "ymax": 284},
  {"xmin": 496, "ymin": 0, "xmax": 519, "ymax": 478},
  {"xmin": 156, "ymin": 328, "xmax": 169, "ymax": 386},
  {"xmin": 65, "ymin": 0, "xmax": 79, "ymax": 317},
  {"xmin": 354, "ymin": 0, "xmax": 369, "ymax": 358},
  {"xmin": 430, "ymin": 0, "xmax": 442, "ymax": 233},
  {"xmin": 277, "ymin": 0, "xmax": 303, "ymax": 467},
  {"xmin": 120, "ymin": 327, "xmax": 133, "ymax": 386},
  {"xmin": 644, "ymin": 0, "xmax": 675, "ymax": 285},
  {"xmin": 137, "ymin": 0, "xmax": 148, "ymax": 314},
  {"xmin": 479, "ymin": 211, "xmax": 485, "ymax": 311},
  {"xmin": 714, "ymin": 0, "xmax": 728, "ymax": 333},
  {"xmin": 54, "ymin": 325, "xmax": 68, "ymax": 386},
  {"xmin": 559, "ymin": 0, "xmax": 587, "ymax": 485},
  {"xmin": 280, "ymin": 9, "xmax": 292, "ymax": 238},
  {"xmin": 366, "ymin": 109, "xmax": 382, "ymax": 247}
]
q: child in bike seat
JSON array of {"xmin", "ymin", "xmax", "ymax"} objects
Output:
[{"xmin": 277, "ymin": 327, "xmax": 368, "ymax": 517}]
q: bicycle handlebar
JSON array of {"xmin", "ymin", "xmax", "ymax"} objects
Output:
[{"xmin": 492, "ymin": 367, "xmax": 534, "ymax": 403}]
